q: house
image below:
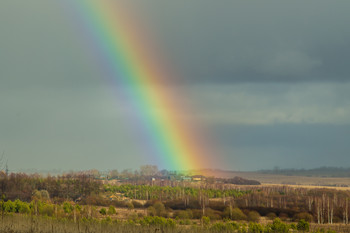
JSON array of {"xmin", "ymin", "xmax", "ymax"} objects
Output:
[
  {"xmin": 181, "ymin": 176, "xmax": 192, "ymax": 182},
  {"xmin": 191, "ymin": 175, "xmax": 206, "ymax": 182}
]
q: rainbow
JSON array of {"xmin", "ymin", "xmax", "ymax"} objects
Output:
[{"xmin": 64, "ymin": 0, "xmax": 218, "ymax": 171}]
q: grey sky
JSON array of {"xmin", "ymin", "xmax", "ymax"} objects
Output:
[{"xmin": 1, "ymin": 0, "xmax": 350, "ymax": 171}]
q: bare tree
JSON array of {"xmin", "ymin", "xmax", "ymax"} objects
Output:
[{"xmin": 0, "ymin": 152, "xmax": 7, "ymax": 173}]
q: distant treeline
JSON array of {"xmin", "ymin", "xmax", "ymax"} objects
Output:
[
  {"xmin": 0, "ymin": 173, "xmax": 101, "ymax": 202},
  {"xmin": 258, "ymin": 167, "xmax": 350, "ymax": 177}
]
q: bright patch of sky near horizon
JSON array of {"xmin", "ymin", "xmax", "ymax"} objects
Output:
[{"xmin": 1, "ymin": 0, "xmax": 350, "ymax": 171}]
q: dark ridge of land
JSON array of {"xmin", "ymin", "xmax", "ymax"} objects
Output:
[
  {"xmin": 198, "ymin": 169, "xmax": 350, "ymax": 187},
  {"xmin": 257, "ymin": 167, "xmax": 350, "ymax": 177}
]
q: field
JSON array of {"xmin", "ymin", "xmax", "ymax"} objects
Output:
[
  {"xmin": 2, "ymin": 171, "xmax": 350, "ymax": 232},
  {"xmin": 202, "ymin": 170, "xmax": 350, "ymax": 187}
]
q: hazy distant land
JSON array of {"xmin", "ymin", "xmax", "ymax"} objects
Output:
[{"xmin": 200, "ymin": 167, "xmax": 350, "ymax": 188}]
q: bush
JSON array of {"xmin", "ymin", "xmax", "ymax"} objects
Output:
[
  {"xmin": 278, "ymin": 212, "xmax": 289, "ymax": 221},
  {"xmin": 173, "ymin": 209, "xmax": 193, "ymax": 219},
  {"xmin": 18, "ymin": 203, "xmax": 31, "ymax": 214},
  {"xmin": 266, "ymin": 212, "xmax": 277, "ymax": 220},
  {"xmin": 191, "ymin": 209, "xmax": 203, "ymax": 219},
  {"xmin": 208, "ymin": 201, "xmax": 226, "ymax": 211},
  {"xmin": 32, "ymin": 190, "xmax": 50, "ymax": 200},
  {"xmin": 205, "ymin": 208, "xmax": 222, "ymax": 220},
  {"xmin": 63, "ymin": 202, "xmax": 74, "ymax": 214},
  {"xmin": 247, "ymin": 211, "xmax": 260, "ymax": 222},
  {"xmin": 210, "ymin": 222, "xmax": 226, "ymax": 231},
  {"xmin": 225, "ymin": 221, "xmax": 240, "ymax": 231},
  {"xmin": 132, "ymin": 200, "xmax": 143, "ymax": 208},
  {"xmin": 101, "ymin": 216, "xmax": 112, "ymax": 225},
  {"xmin": 147, "ymin": 206, "xmax": 156, "ymax": 216},
  {"xmin": 153, "ymin": 201, "xmax": 166, "ymax": 217},
  {"xmin": 297, "ymin": 219, "xmax": 310, "ymax": 232},
  {"xmin": 4, "ymin": 200, "xmax": 16, "ymax": 213},
  {"xmin": 201, "ymin": 216, "xmax": 210, "ymax": 226},
  {"xmin": 99, "ymin": 208, "xmax": 107, "ymax": 215},
  {"xmin": 141, "ymin": 216, "xmax": 176, "ymax": 228},
  {"xmin": 40, "ymin": 190, "xmax": 50, "ymax": 200},
  {"xmin": 249, "ymin": 222, "xmax": 264, "ymax": 233},
  {"xmin": 290, "ymin": 223, "xmax": 297, "ymax": 230},
  {"xmin": 127, "ymin": 202, "xmax": 134, "ymax": 210},
  {"xmin": 12, "ymin": 200, "xmax": 30, "ymax": 214},
  {"xmin": 128, "ymin": 212, "xmax": 138, "ymax": 221},
  {"xmin": 233, "ymin": 208, "xmax": 247, "ymax": 220},
  {"xmin": 41, "ymin": 204, "xmax": 54, "ymax": 216},
  {"xmin": 269, "ymin": 218, "xmax": 289, "ymax": 233},
  {"xmin": 107, "ymin": 205, "xmax": 116, "ymax": 215},
  {"xmin": 178, "ymin": 219, "xmax": 191, "ymax": 225},
  {"xmin": 293, "ymin": 212, "xmax": 313, "ymax": 222}
]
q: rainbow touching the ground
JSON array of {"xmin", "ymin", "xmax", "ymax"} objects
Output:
[{"xmin": 65, "ymin": 0, "xmax": 219, "ymax": 171}]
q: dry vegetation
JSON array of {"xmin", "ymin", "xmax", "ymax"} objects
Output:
[{"xmin": 2, "ymin": 171, "xmax": 350, "ymax": 232}]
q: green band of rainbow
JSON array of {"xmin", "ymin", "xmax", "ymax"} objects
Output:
[{"xmin": 66, "ymin": 0, "xmax": 218, "ymax": 170}]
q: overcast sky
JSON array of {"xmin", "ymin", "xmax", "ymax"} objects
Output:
[{"xmin": 1, "ymin": 0, "xmax": 350, "ymax": 172}]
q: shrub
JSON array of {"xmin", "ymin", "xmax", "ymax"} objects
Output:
[
  {"xmin": 247, "ymin": 211, "xmax": 260, "ymax": 222},
  {"xmin": 210, "ymin": 222, "xmax": 226, "ymax": 231},
  {"xmin": 201, "ymin": 216, "xmax": 210, "ymax": 226},
  {"xmin": 63, "ymin": 202, "xmax": 74, "ymax": 214},
  {"xmin": 127, "ymin": 202, "xmax": 134, "ymax": 210},
  {"xmin": 13, "ymin": 200, "xmax": 30, "ymax": 214},
  {"xmin": 183, "ymin": 219, "xmax": 191, "ymax": 225},
  {"xmin": 101, "ymin": 216, "xmax": 112, "ymax": 225},
  {"xmin": 128, "ymin": 212, "xmax": 138, "ymax": 221},
  {"xmin": 132, "ymin": 200, "xmax": 143, "ymax": 208},
  {"xmin": 107, "ymin": 205, "xmax": 116, "ymax": 215},
  {"xmin": 40, "ymin": 190, "xmax": 50, "ymax": 200},
  {"xmin": 173, "ymin": 210, "xmax": 193, "ymax": 219},
  {"xmin": 297, "ymin": 219, "xmax": 310, "ymax": 232},
  {"xmin": 290, "ymin": 223, "xmax": 297, "ymax": 230},
  {"xmin": 18, "ymin": 203, "xmax": 31, "ymax": 214},
  {"xmin": 99, "ymin": 208, "xmax": 107, "ymax": 215},
  {"xmin": 153, "ymin": 201, "xmax": 166, "ymax": 217},
  {"xmin": 208, "ymin": 201, "xmax": 226, "ymax": 211},
  {"xmin": 4, "ymin": 200, "xmax": 15, "ymax": 213},
  {"xmin": 293, "ymin": 212, "xmax": 313, "ymax": 222},
  {"xmin": 191, "ymin": 209, "xmax": 203, "ymax": 219},
  {"xmin": 75, "ymin": 204, "xmax": 81, "ymax": 212},
  {"xmin": 249, "ymin": 222, "xmax": 264, "ymax": 233},
  {"xmin": 278, "ymin": 212, "xmax": 289, "ymax": 221},
  {"xmin": 41, "ymin": 204, "xmax": 54, "ymax": 216},
  {"xmin": 141, "ymin": 216, "xmax": 176, "ymax": 228},
  {"xmin": 32, "ymin": 190, "xmax": 50, "ymax": 200},
  {"xmin": 165, "ymin": 218, "xmax": 176, "ymax": 228},
  {"xmin": 269, "ymin": 218, "xmax": 289, "ymax": 233},
  {"xmin": 147, "ymin": 206, "xmax": 156, "ymax": 216},
  {"xmin": 266, "ymin": 212, "xmax": 277, "ymax": 220},
  {"xmin": 205, "ymin": 208, "xmax": 222, "ymax": 220},
  {"xmin": 230, "ymin": 207, "xmax": 247, "ymax": 220}
]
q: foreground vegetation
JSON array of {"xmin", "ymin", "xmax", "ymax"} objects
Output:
[
  {"xmin": 2, "ymin": 171, "xmax": 350, "ymax": 232},
  {"xmin": 0, "ymin": 214, "xmax": 347, "ymax": 233}
]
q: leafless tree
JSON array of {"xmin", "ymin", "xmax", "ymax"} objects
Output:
[{"xmin": 0, "ymin": 152, "xmax": 7, "ymax": 174}]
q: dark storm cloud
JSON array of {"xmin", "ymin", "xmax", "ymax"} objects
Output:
[
  {"xmin": 215, "ymin": 124, "xmax": 350, "ymax": 170},
  {"xmin": 2, "ymin": 0, "xmax": 349, "ymax": 86},
  {"xmin": 135, "ymin": 0, "xmax": 350, "ymax": 83}
]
